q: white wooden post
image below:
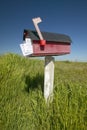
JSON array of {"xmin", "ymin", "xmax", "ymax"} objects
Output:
[{"xmin": 44, "ymin": 56, "xmax": 55, "ymax": 102}]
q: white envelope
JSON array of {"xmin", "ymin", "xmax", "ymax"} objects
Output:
[{"xmin": 20, "ymin": 38, "xmax": 33, "ymax": 56}]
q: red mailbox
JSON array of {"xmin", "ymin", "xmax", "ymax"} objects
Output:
[
  {"xmin": 22, "ymin": 29, "xmax": 72, "ymax": 57},
  {"xmin": 20, "ymin": 17, "xmax": 72, "ymax": 102}
]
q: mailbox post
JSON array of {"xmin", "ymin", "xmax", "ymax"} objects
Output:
[
  {"xmin": 20, "ymin": 17, "xmax": 72, "ymax": 103},
  {"xmin": 44, "ymin": 56, "xmax": 54, "ymax": 102}
]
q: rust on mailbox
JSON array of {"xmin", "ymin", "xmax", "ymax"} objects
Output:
[{"xmin": 23, "ymin": 29, "xmax": 72, "ymax": 57}]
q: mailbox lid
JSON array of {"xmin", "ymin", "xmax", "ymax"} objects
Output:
[{"xmin": 23, "ymin": 29, "xmax": 72, "ymax": 43}]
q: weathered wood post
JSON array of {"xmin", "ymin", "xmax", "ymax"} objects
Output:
[{"xmin": 44, "ymin": 56, "xmax": 54, "ymax": 102}]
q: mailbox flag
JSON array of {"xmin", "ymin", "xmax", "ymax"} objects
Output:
[{"xmin": 32, "ymin": 17, "xmax": 42, "ymax": 24}]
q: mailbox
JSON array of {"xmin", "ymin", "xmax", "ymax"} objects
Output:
[
  {"xmin": 22, "ymin": 29, "xmax": 72, "ymax": 57},
  {"xmin": 20, "ymin": 17, "xmax": 72, "ymax": 102}
]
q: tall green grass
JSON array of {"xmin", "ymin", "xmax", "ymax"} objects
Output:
[{"xmin": 0, "ymin": 53, "xmax": 87, "ymax": 130}]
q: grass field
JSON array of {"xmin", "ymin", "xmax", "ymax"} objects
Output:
[{"xmin": 0, "ymin": 53, "xmax": 87, "ymax": 130}]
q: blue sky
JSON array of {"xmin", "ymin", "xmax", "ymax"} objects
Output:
[{"xmin": 0, "ymin": 0, "xmax": 87, "ymax": 61}]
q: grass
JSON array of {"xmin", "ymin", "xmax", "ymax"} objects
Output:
[{"xmin": 0, "ymin": 53, "xmax": 87, "ymax": 130}]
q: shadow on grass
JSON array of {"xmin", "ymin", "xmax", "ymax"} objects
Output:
[{"xmin": 25, "ymin": 73, "xmax": 44, "ymax": 93}]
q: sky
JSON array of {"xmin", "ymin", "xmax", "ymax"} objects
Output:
[{"xmin": 0, "ymin": 0, "xmax": 87, "ymax": 61}]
